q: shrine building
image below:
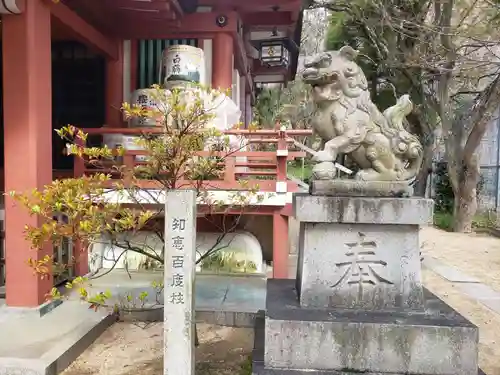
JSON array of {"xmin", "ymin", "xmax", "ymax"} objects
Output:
[{"xmin": 0, "ymin": 0, "xmax": 305, "ymax": 308}]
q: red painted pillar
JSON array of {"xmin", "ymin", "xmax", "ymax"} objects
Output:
[
  {"xmin": 212, "ymin": 33, "xmax": 233, "ymax": 90},
  {"xmin": 73, "ymin": 240, "xmax": 88, "ymax": 277},
  {"xmin": 273, "ymin": 213, "xmax": 289, "ymax": 279},
  {"xmin": 3, "ymin": 0, "xmax": 53, "ymax": 307},
  {"xmin": 106, "ymin": 40, "xmax": 124, "ymax": 127}
]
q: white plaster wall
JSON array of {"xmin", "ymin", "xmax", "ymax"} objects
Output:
[
  {"xmin": 234, "ymin": 69, "xmax": 241, "ymax": 108},
  {"xmin": 231, "ymin": 55, "xmax": 241, "ymax": 108},
  {"xmin": 123, "ymin": 40, "xmax": 132, "ymax": 103},
  {"xmin": 201, "ymin": 39, "xmax": 212, "ymax": 87},
  {"xmin": 89, "ymin": 230, "xmax": 264, "ymax": 274},
  {"xmin": 245, "ymin": 94, "xmax": 252, "ymax": 126},
  {"xmin": 239, "ymin": 76, "xmax": 246, "ymax": 123}
]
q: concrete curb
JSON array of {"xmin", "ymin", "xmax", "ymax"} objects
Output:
[
  {"xmin": 0, "ymin": 312, "xmax": 116, "ymax": 375},
  {"xmin": 120, "ymin": 306, "xmax": 257, "ymax": 328}
]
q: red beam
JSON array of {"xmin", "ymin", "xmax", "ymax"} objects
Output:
[
  {"xmin": 105, "ymin": 0, "xmax": 171, "ymax": 12},
  {"xmin": 200, "ymin": 0, "xmax": 301, "ymax": 9},
  {"xmin": 104, "ymin": 0, "xmax": 177, "ymax": 21},
  {"xmin": 98, "ymin": 178, "xmax": 280, "ymax": 191},
  {"xmin": 79, "ymin": 127, "xmax": 312, "ymax": 136},
  {"xmin": 199, "ymin": 206, "xmax": 284, "ymax": 215},
  {"xmin": 114, "ymin": 11, "xmax": 177, "ymax": 23},
  {"xmin": 116, "ymin": 11, "xmax": 237, "ymax": 39},
  {"xmin": 49, "ymin": 1, "xmax": 118, "ymax": 59},
  {"xmin": 242, "ymin": 12, "xmax": 293, "ymax": 26},
  {"xmin": 59, "ymin": 0, "xmax": 115, "ymax": 36}
]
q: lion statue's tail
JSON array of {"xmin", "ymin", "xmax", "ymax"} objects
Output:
[
  {"xmin": 399, "ymin": 140, "xmax": 424, "ymax": 182},
  {"xmin": 383, "ymin": 95, "xmax": 424, "ymax": 182}
]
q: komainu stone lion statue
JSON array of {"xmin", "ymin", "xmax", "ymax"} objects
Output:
[{"xmin": 302, "ymin": 46, "xmax": 423, "ymax": 182}]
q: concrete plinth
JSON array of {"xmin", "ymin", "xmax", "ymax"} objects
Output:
[
  {"xmin": 253, "ymin": 193, "xmax": 480, "ymax": 375},
  {"xmin": 253, "ymin": 306, "xmax": 484, "ymax": 375},
  {"xmin": 259, "ymin": 280, "xmax": 478, "ymax": 375}
]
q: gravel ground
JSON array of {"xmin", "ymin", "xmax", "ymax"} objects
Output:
[
  {"xmin": 62, "ymin": 323, "xmax": 253, "ymax": 375},
  {"xmin": 421, "ymin": 227, "xmax": 500, "ymax": 292},
  {"xmin": 421, "ymin": 227, "xmax": 500, "ymax": 375}
]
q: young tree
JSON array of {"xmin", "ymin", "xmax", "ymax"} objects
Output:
[{"xmin": 10, "ymin": 85, "xmax": 263, "ymax": 309}]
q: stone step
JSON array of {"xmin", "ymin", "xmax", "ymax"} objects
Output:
[{"xmin": 261, "ymin": 280, "xmax": 478, "ymax": 375}]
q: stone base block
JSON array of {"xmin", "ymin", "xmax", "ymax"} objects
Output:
[
  {"xmin": 296, "ymin": 220, "xmax": 425, "ymax": 309},
  {"xmin": 253, "ymin": 312, "xmax": 484, "ymax": 375},
  {"xmin": 260, "ymin": 280, "xmax": 478, "ymax": 375},
  {"xmin": 293, "ymin": 194, "xmax": 433, "ymax": 225},
  {"xmin": 293, "ymin": 195, "xmax": 433, "ymax": 310},
  {"xmin": 310, "ymin": 180, "xmax": 413, "ymax": 198}
]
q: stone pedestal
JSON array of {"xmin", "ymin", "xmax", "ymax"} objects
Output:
[
  {"xmin": 253, "ymin": 193, "xmax": 481, "ymax": 375},
  {"xmin": 295, "ymin": 195, "xmax": 431, "ymax": 310}
]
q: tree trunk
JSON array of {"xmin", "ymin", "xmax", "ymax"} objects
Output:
[
  {"xmin": 452, "ymin": 158, "xmax": 480, "ymax": 233},
  {"xmin": 450, "ymin": 76, "xmax": 500, "ymax": 232},
  {"xmin": 452, "ymin": 184, "xmax": 477, "ymax": 233},
  {"xmin": 413, "ymin": 141, "xmax": 434, "ymax": 197},
  {"xmin": 413, "ymin": 167, "xmax": 430, "ymax": 197}
]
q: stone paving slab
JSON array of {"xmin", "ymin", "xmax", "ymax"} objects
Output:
[
  {"xmin": 424, "ymin": 257, "xmax": 500, "ymax": 317},
  {"xmin": 458, "ymin": 283, "xmax": 500, "ymax": 301},
  {"xmin": 423, "ymin": 257, "xmax": 480, "ymax": 283},
  {"xmin": 474, "ymin": 298, "xmax": 500, "ymax": 315}
]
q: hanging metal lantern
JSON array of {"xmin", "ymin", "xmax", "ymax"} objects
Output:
[{"xmin": 256, "ymin": 38, "xmax": 296, "ymax": 68}]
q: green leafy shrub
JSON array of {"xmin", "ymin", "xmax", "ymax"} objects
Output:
[
  {"xmin": 433, "ymin": 210, "xmax": 497, "ymax": 231},
  {"xmin": 433, "ymin": 212, "xmax": 453, "ymax": 231},
  {"xmin": 200, "ymin": 251, "xmax": 258, "ymax": 274},
  {"xmin": 434, "ymin": 162, "xmax": 453, "ymax": 213}
]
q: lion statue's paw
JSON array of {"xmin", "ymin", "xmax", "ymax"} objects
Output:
[
  {"xmin": 312, "ymin": 162, "xmax": 337, "ymax": 180},
  {"xmin": 312, "ymin": 150, "xmax": 336, "ymax": 163}
]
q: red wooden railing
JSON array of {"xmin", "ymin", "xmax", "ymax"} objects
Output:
[{"xmin": 73, "ymin": 127, "xmax": 313, "ymax": 192}]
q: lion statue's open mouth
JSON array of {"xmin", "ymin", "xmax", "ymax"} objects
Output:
[{"xmin": 302, "ymin": 69, "xmax": 323, "ymax": 84}]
